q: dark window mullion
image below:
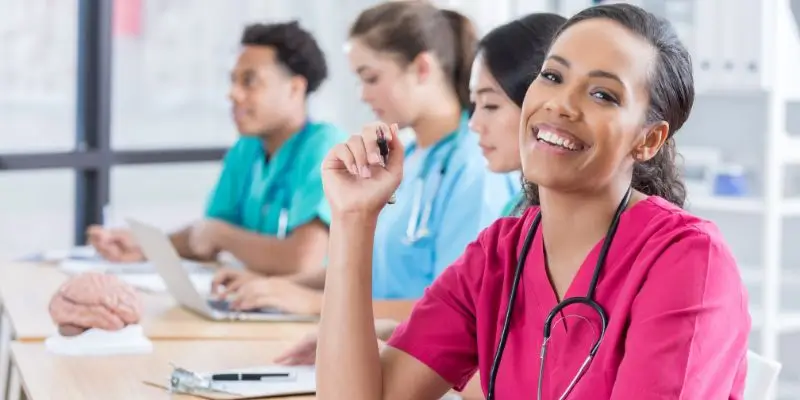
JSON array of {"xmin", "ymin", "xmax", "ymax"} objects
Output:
[{"xmin": 74, "ymin": 0, "xmax": 113, "ymax": 245}]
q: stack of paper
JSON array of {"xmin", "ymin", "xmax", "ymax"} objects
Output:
[
  {"xmin": 116, "ymin": 273, "xmax": 214, "ymax": 295},
  {"xmin": 39, "ymin": 245, "xmax": 99, "ymax": 262},
  {"xmin": 58, "ymin": 258, "xmax": 209, "ymax": 275},
  {"xmin": 57, "ymin": 259, "xmax": 214, "ymax": 295}
]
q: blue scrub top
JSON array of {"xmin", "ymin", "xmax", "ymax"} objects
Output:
[
  {"xmin": 205, "ymin": 121, "xmax": 346, "ymax": 237},
  {"xmin": 372, "ymin": 113, "xmax": 518, "ymax": 299}
]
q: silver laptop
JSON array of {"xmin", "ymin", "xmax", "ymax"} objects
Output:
[{"xmin": 126, "ymin": 218, "xmax": 318, "ymax": 322}]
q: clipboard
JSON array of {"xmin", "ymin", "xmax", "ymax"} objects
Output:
[
  {"xmin": 142, "ymin": 381, "xmax": 314, "ymax": 399},
  {"xmin": 144, "ymin": 365, "xmax": 316, "ymax": 399}
]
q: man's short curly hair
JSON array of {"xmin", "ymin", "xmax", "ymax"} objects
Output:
[{"xmin": 241, "ymin": 21, "xmax": 328, "ymax": 95}]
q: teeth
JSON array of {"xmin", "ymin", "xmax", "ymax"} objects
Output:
[{"xmin": 536, "ymin": 129, "xmax": 582, "ymax": 151}]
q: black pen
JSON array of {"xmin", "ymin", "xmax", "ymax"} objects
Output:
[
  {"xmin": 376, "ymin": 127, "xmax": 397, "ymax": 204},
  {"xmin": 211, "ymin": 372, "xmax": 294, "ymax": 381}
]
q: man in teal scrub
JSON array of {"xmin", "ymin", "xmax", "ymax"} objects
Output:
[{"xmin": 87, "ymin": 21, "xmax": 346, "ymax": 276}]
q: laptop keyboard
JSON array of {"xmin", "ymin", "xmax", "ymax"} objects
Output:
[
  {"xmin": 207, "ymin": 299, "xmax": 283, "ymax": 314},
  {"xmin": 207, "ymin": 298, "xmax": 233, "ymax": 312}
]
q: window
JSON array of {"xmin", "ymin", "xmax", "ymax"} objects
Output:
[
  {"xmin": 110, "ymin": 163, "xmax": 221, "ymax": 232},
  {"xmin": 0, "ymin": 170, "xmax": 75, "ymax": 259},
  {"xmin": 0, "ymin": 0, "xmax": 230, "ymax": 249},
  {"xmin": 110, "ymin": 0, "xmax": 255, "ymax": 150},
  {"xmin": 0, "ymin": 0, "xmax": 78, "ymax": 153},
  {"xmin": 109, "ymin": 0, "xmax": 372, "ymax": 150}
]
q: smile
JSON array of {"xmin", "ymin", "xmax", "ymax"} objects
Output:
[{"xmin": 534, "ymin": 127, "xmax": 586, "ymax": 151}]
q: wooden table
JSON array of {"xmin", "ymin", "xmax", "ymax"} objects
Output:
[
  {"xmin": 0, "ymin": 262, "xmax": 414, "ymax": 341},
  {"xmin": 0, "ymin": 262, "xmax": 319, "ymax": 341},
  {"xmin": 11, "ymin": 340, "xmax": 314, "ymax": 400},
  {"xmin": 12, "ymin": 340, "xmax": 484, "ymax": 400},
  {"xmin": 0, "ymin": 262, "xmax": 420, "ymax": 399}
]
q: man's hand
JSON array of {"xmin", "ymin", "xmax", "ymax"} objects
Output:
[
  {"xmin": 85, "ymin": 225, "xmax": 145, "ymax": 262},
  {"xmin": 188, "ymin": 219, "xmax": 232, "ymax": 259}
]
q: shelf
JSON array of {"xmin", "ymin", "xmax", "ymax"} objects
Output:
[
  {"xmin": 740, "ymin": 266, "xmax": 800, "ymax": 286},
  {"xmin": 686, "ymin": 196, "xmax": 800, "ymax": 216},
  {"xmin": 687, "ymin": 196, "xmax": 762, "ymax": 213},
  {"xmin": 750, "ymin": 309, "xmax": 800, "ymax": 333},
  {"xmin": 785, "ymin": 136, "xmax": 800, "ymax": 164},
  {"xmin": 777, "ymin": 380, "xmax": 800, "ymax": 400},
  {"xmin": 694, "ymin": 88, "xmax": 769, "ymax": 98},
  {"xmin": 740, "ymin": 267, "xmax": 800, "ymax": 333}
]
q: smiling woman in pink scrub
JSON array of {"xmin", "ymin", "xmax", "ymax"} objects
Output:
[{"xmin": 315, "ymin": 3, "xmax": 751, "ymax": 400}]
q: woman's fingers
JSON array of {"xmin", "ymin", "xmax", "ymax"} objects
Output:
[
  {"xmin": 345, "ymin": 135, "xmax": 371, "ymax": 178},
  {"xmin": 324, "ymin": 143, "xmax": 358, "ymax": 175},
  {"xmin": 385, "ymin": 123, "xmax": 405, "ymax": 172}
]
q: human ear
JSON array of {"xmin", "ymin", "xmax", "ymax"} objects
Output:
[{"xmin": 632, "ymin": 121, "xmax": 669, "ymax": 161}]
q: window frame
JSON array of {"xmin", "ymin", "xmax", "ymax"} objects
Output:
[{"xmin": 0, "ymin": 0, "xmax": 227, "ymax": 245}]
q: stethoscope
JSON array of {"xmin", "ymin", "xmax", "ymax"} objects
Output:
[
  {"xmin": 486, "ymin": 186, "xmax": 632, "ymax": 400},
  {"xmin": 402, "ymin": 132, "xmax": 461, "ymax": 244},
  {"xmin": 249, "ymin": 122, "xmax": 312, "ymax": 239},
  {"xmin": 252, "ymin": 160, "xmax": 290, "ymax": 239}
]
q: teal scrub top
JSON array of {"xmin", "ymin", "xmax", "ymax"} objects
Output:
[
  {"xmin": 500, "ymin": 172, "xmax": 525, "ymax": 217},
  {"xmin": 371, "ymin": 113, "xmax": 518, "ymax": 299},
  {"xmin": 205, "ymin": 121, "xmax": 346, "ymax": 237}
]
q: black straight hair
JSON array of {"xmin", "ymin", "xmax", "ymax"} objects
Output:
[{"xmin": 477, "ymin": 13, "xmax": 567, "ymax": 108}]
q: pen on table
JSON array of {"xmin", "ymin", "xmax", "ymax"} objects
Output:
[
  {"xmin": 211, "ymin": 372, "xmax": 295, "ymax": 381},
  {"xmin": 376, "ymin": 126, "xmax": 397, "ymax": 204}
]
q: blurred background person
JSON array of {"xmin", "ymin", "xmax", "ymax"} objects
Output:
[
  {"xmin": 469, "ymin": 12, "xmax": 568, "ymax": 217},
  {"xmin": 87, "ymin": 21, "xmax": 345, "ymax": 276},
  {"xmin": 213, "ymin": 13, "xmax": 567, "ymax": 366},
  {"xmin": 213, "ymin": 1, "xmax": 518, "ymax": 312}
]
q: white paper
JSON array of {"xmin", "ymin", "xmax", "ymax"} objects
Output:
[
  {"xmin": 206, "ymin": 366, "xmax": 316, "ymax": 397},
  {"xmin": 45, "ymin": 324, "xmax": 153, "ymax": 356},
  {"xmin": 216, "ymin": 251, "xmax": 245, "ymax": 268},
  {"xmin": 40, "ymin": 245, "xmax": 99, "ymax": 262},
  {"xmin": 58, "ymin": 259, "xmax": 210, "ymax": 276},
  {"xmin": 116, "ymin": 273, "xmax": 214, "ymax": 295}
]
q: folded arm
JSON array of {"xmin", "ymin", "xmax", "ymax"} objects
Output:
[{"xmin": 169, "ymin": 227, "xmax": 214, "ymax": 261}]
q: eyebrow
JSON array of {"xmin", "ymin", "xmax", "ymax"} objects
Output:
[
  {"xmin": 356, "ymin": 66, "xmax": 370, "ymax": 75},
  {"xmin": 547, "ymin": 54, "xmax": 625, "ymax": 86},
  {"xmin": 231, "ymin": 68, "xmax": 255, "ymax": 78},
  {"xmin": 475, "ymin": 87, "xmax": 496, "ymax": 95}
]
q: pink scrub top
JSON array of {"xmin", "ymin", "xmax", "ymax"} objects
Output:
[{"xmin": 388, "ymin": 196, "xmax": 751, "ymax": 399}]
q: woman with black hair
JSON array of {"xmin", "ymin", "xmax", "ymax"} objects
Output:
[
  {"xmin": 317, "ymin": 3, "xmax": 751, "ymax": 399},
  {"xmin": 271, "ymin": 12, "xmax": 568, "ymax": 368},
  {"xmin": 470, "ymin": 13, "xmax": 567, "ymax": 216}
]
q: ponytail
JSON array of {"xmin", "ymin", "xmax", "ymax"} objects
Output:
[
  {"xmin": 349, "ymin": 2, "xmax": 478, "ymax": 110},
  {"xmin": 631, "ymin": 138, "xmax": 686, "ymax": 207},
  {"xmin": 440, "ymin": 9, "xmax": 477, "ymax": 109}
]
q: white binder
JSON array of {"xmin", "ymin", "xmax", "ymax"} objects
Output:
[{"xmin": 693, "ymin": 0, "xmax": 722, "ymax": 93}]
